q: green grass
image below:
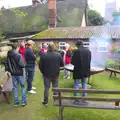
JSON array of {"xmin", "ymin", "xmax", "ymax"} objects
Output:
[{"xmin": 0, "ymin": 71, "xmax": 120, "ymax": 120}]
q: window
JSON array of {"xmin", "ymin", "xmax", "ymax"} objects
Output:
[
  {"xmin": 59, "ymin": 42, "xmax": 66, "ymax": 50},
  {"xmin": 41, "ymin": 42, "xmax": 49, "ymax": 48},
  {"xmin": 97, "ymin": 43, "xmax": 108, "ymax": 52},
  {"xmin": 83, "ymin": 42, "xmax": 89, "ymax": 48}
]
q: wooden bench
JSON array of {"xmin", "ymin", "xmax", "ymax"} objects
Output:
[
  {"xmin": 0, "ymin": 73, "xmax": 13, "ymax": 104},
  {"xmin": 52, "ymin": 88, "xmax": 120, "ymax": 120},
  {"xmin": 106, "ymin": 67, "xmax": 120, "ymax": 77}
]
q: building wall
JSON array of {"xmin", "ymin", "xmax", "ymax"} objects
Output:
[{"xmin": 34, "ymin": 39, "xmax": 119, "ymax": 66}]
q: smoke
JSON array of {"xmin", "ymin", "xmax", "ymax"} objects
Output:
[{"xmin": 89, "ymin": 35, "xmax": 112, "ymax": 67}]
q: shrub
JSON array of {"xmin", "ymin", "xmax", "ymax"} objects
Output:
[
  {"xmin": 0, "ymin": 56, "xmax": 6, "ymax": 68},
  {"xmin": 33, "ymin": 45, "xmax": 40, "ymax": 56}
]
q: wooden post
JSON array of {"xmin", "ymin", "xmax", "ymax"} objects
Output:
[
  {"xmin": 58, "ymin": 92, "xmax": 64, "ymax": 120},
  {"xmin": 114, "ymin": 72, "xmax": 117, "ymax": 77},
  {"xmin": 109, "ymin": 72, "xmax": 113, "ymax": 77}
]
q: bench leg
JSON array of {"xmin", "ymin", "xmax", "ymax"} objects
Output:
[
  {"xmin": 109, "ymin": 72, "xmax": 113, "ymax": 77},
  {"xmin": 114, "ymin": 72, "xmax": 117, "ymax": 77},
  {"xmin": 59, "ymin": 106, "xmax": 64, "ymax": 120}
]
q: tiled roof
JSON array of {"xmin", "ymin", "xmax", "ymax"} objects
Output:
[{"xmin": 33, "ymin": 25, "xmax": 120, "ymax": 39}]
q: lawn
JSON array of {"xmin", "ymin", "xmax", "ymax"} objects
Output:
[{"xmin": 0, "ymin": 71, "xmax": 120, "ymax": 120}]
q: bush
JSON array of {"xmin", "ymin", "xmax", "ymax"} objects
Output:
[
  {"xmin": 33, "ymin": 45, "xmax": 40, "ymax": 56},
  {"xmin": 0, "ymin": 56, "xmax": 6, "ymax": 67}
]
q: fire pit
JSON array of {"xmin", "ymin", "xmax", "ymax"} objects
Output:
[
  {"xmin": 63, "ymin": 64, "xmax": 105, "ymax": 86},
  {"xmin": 64, "ymin": 64, "xmax": 105, "ymax": 74}
]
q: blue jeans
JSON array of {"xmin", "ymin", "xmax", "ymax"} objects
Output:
[
  {"xmin": 12, "ymin": 76, "xmax": 27, "ymax": 104},
  {"xmin": 25, "ymin": 66, "xmax": 35, "ymax": 91},
  {"xmin": 74, "ymin": 78, "xmax": 87, "ymax": 97}
]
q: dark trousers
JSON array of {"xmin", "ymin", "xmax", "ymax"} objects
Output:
[
  {"xmin": 43, "ymin": 76, "xmax": 58, "ymax": 103},
  {"xmin": 26, "ymin": 66, "xmax": 35, "ymax": 91}
]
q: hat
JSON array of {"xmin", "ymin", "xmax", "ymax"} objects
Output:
[
  {"xmin": 27, "ymin": 40, "xmax": 35, "ymax": 45},
  {"xmin": 76, "ymin": 40, "xmax": 83, "ymax": 46}
]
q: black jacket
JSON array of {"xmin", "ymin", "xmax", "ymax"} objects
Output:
[
  {"xmin": 71, "ymin": 47, "xmax": 91, "ymax": 79},
  {"xmin": 39, "ymin": 51, "xmax": 63, "ymax": 78},
  {"xmin": 4, "ymin": 50, "xmax": 25, "ymax": 76},
  {"xmin": 24, "ymin": 47, "xmax": 36, "ymax": 68}
]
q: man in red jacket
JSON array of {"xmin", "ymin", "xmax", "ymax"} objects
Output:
[{"xmin": 19, "ymin": 41, "xmax": 26, "ymax": 62}]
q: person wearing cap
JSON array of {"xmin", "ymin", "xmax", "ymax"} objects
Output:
[
  {"xmin": 24, "ymin": 40, "xmax": 36, "ymax": 94},
  {"xmin": 71, "ymin": 40, "xmax": 91, "ymax": 104},
  {"xmin": 39, "ymin": 42, "xmax": 63, "ymax": 105}
]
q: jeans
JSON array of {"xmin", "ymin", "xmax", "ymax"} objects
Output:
[
  {"xmin": 26, "ymin": 65, "xmax": 35, "ymax": 91},
  {"xmin": 12, "ymin": 76, "xmax": 27, "ymax": 104},
  {"xmin": 74, "ymin": 78, "xmax": 87, "ymax": 97},
  {"xmin": 43, "ymin": 76, "xmax": 58, "ymax": 103}
]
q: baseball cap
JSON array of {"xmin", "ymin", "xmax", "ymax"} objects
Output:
[{"xmin": 76, "ymin": 40, "xmax": 83, "ymax": 46}]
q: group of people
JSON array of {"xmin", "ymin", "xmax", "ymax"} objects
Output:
[{"xmin": 4, "ymin": 39, "xmax": 91, "ymax": 106}]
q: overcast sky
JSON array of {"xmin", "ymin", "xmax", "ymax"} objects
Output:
[{"xmin": 0, "ymin": 0, "xmax": 120, "ymax": 16}]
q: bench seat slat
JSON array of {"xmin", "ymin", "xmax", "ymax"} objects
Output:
[
  {"xmin": 52, "ymin": 88, "xmax": 120, "ymax": 94},
  {"xmin": 106, "ymin": 68, "xmax": 120, "ymax": 73},
  {"xmin": 54, "ymin": 100, "xmax": 120, "ymax": 110},
  {"xmin": 53, "ymin": 96, "xmax": 120, "ymax": 102}
]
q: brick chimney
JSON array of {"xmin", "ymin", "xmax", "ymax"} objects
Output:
[{"xmin": 48, "ymin": 0, "xmax": 56, "ymax": 28}]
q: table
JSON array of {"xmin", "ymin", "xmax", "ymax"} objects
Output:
[{"xmin": 64, "ymin": 64, "xmax": 105, "ymax": 85}]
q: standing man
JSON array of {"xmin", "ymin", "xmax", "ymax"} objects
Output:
[
  {"xmin": 39, "ymin": 42, "xmax": 63, "ymax": 105},
  {"xmin": 4, "ymin": 43, "xmax": 27, "ymax": 106},
  {"xmin": 24, "ymin": 40, "xmax": 36, "ymax": 94},
  {"xmin": 71, "ymin": 40, "xmax": 91, "ymax": 103}
]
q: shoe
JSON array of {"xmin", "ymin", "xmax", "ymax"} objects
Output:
[
  {"xmin": 32, "ymin": 87, "xmax": 36, "ymax": 90},
  {"xmin": 42, "ymin": 101, "xmax": 48, "ymax": 105},
  {"xmin": 82, "ymin": 100, "xmax": 88, "ymax": 104},
  {"xmin": 73, "ymin": 100, "xmax": 80, "ymax": 105},
  {"xmin": 21, "ymin": 103, "xmax": 27, "ymax": 107},
  {"xmin": 66, "ymin": 76, "xmax": 70, "ymax": 79},
  {"xmin": 63, "ymin": 76, "xmax": 67, "ymax": 79},
  {"xmin": 14, "ymin": 103, "xmax": 19, "ymax": 107},
  {"xmin": 28, "ymin": 90, "xmax": 36, "ymax": 94}
]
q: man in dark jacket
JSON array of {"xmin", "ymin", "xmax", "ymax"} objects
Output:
[
  {"xmin": 71, "ymin": 40, "xmax": 91, "ymax": 103},
  {"xmin": 39, "ymin": 42, "xmax": 63, "ymax": 105},
  {"xmin": 24, "ymin": 40, "xmax": 36, "ymax": 94},
  {"xmin": 5, "ymin": 43, "xmax": 27, "ymax": 106}
]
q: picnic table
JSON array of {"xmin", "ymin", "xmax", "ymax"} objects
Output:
[{"xmin": 106, "ymin": 64, "xmax": 120, "ymax": 77}]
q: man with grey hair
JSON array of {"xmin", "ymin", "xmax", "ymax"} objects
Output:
[
  {"xmin": 39, "ymin": 42, "xmax": 63, "ymax": 105},
  {"xmin": 24, "ymin": 40, "xmax": 36, "ymax": 94}
]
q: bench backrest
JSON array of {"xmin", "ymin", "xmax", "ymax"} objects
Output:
[{"xmin": 52, "ymin": 88, "xmax": 120, "ymax": 106}]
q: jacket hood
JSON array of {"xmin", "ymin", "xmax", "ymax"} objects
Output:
[{"xmin": 8, "ymin": 50, "xmax": 17, "ymax": 57}]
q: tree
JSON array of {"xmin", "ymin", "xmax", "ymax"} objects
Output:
[
  {"xmin": 87, "ymin": 9, "xmax": 105, "ymax": 26},
  {"xmin": 112, "ymin": 9, "xmax": 120, "ymax": 25},
  {"xmin": 0, "ymin": 30, "xmax": 5, "ymax": 42}
]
